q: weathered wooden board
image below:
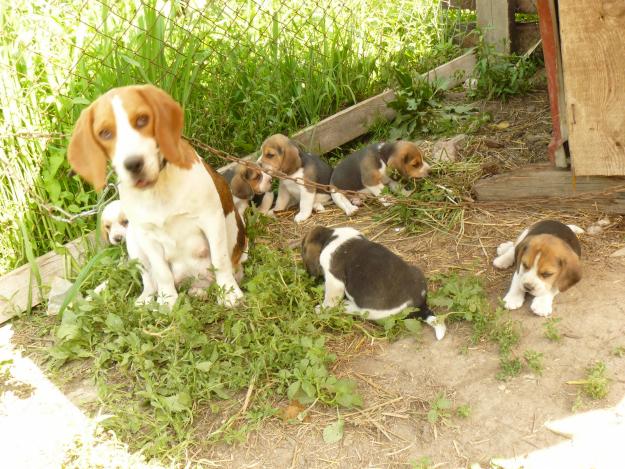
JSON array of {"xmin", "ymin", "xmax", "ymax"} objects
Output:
[
  {"xmin": 0, "ymin": 235, "xmax": 95, "ymax": 323},
  {"xmin": 477, "ymin": 0, "xmax": 515, "ymax": 53},
  {"xmin": 558, "ymin": 1, "xmax": 625, "ymax": 176},
  {"xmin": 473, "ymin": 164, "xmax": 625, "ymax": 212},
  {"xmin": 0, "ymin": 51, "xmax": 478, "ymax": 323}
]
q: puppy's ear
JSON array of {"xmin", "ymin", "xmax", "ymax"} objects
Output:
[
  {"xmin": 100, "ymin": 220, "xmax": 110, "ymax": 244},
  {"xmin": 67, "ymin": 103, "xmax": 108, "ymax": 191},
  {"xmin": 514, "ymin": 237, "xmax": 530, "ymax": 272},
  {"xmin": 301, "ymin": 226, "xmax": 331, "ymax": 277},
  {"xmin": 231, "ymin": 174, "xmax": 254, "ymax": 200},
  {"xmin": 556, "ymin": 253, "xmax": 581, "ymax": 292},
  {"xmin": 137, "ymin": 85, "xmax": 194, "ymax": 168},
  {"xmin": 281, "ymin": 139, "xmax": 302, "ymax": 175}
]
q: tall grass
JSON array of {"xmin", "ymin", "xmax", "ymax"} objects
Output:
[{"xmin": 0, "ymin": 0, "xmax": 471, "ymax": 274}]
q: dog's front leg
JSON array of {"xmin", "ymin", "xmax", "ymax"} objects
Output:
[
  {"xmin": 502, "ymin": 271, "xmax": 526, "ymax": 310},
  {"xmin": 295, "ymin": 187, "xmax": 315, "ymax": 223},
  {"xmin": 201, "ymin": 211, "xmax": 243, "ymax": 307},
  {"xmin": 365, "ymin": 182, "xmax": 391, "ymax": 207},
  {"xmin": 258, "ymin": 191, "xmax": 275, "ymax": 213},
  {"xmin": 270, "ymin": 181, "xmax": 291, "ymax": 214},
  {"xmin": 139, "ymin": 238, "xmax": 178, "ymax": 307}
]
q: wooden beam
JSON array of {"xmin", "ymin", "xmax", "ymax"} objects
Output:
[
  {"xmin": 0, "ymin": 51, "xmax": 477, "ymax": 324},
  {"xmin": 473, "ymin": 164, "xmax": 625, "ymax": 212},
  {"xmin": 0, "ymin": 235, "xmax": 95, "ymax": 323},
  {"xmin": 477, "ymin": 0, "xmax": 514, "ymax": 54},
  {"xmin": 558, "ymin": 0, "xmax": 625, "ymax": 176}
]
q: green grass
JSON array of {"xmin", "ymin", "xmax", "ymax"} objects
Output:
[
  {"xmin": 568, "ymin": 361, "xmax": 610, "ymax": 401},
  {"xmin": 543, "ymin": 317, "xmax": 562, "ymax": 342},
  {"xmin": 44, "ymin": 213, "xmax": 428, "ymax": 461},
  {"xmin": 0, "ymin": 0, "xmax": 471, "ymax": 275},
  {"xmin": 523, "ymin": 349, "xmax": 544, "ymax": 376}
]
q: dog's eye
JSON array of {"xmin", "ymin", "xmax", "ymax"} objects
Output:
[
  {"xmin": 121, "ymin": 219, "xmax": 129, "ymax": 227},
  {"xmin": 103, "ymin": 223, "xmax": 111, "ymax": 230},
  {"xmin": 522, "ymin": 262, "xmax": 530, "ymax": 270},
  {"xmin": 540, "ymin": 272, "xmax": 554, "ymax": 278},
  {"xmin": 136, "ymin": 115, "xmax": 149, "ymax": 128},
  {"xmin": 99, "ymin": 129, "xmax": 113, "ymax": 140},
  {"xmin": 265, "ymin": 152, "xmax": 274, "ymax": 159}
]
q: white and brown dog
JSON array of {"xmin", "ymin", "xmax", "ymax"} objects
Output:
[
  {"xmin": 67, "ymin": 85, "xmax": 246, "ymax": 307},
  {"xmin": 301, "ymin": 226, "xmax": 445, "ymax": 340},
  {"xmin": 330, "ymin": 141, "xmax": 430, "ymax": 216},
  {"xmin": 222, "ymin": 163, "xmax": 274, "ymax": 218},
  {"xmin": 493, "ymin": 220, "xmax": 583, "ymax": 317},
  {"xmin": 260, "ymin": 134, "xmax": 333, "ymax": 223}
]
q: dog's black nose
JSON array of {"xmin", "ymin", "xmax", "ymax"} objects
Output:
[
  {"xmin": 113, "ymin": 235, "xmax": 123, "ymax": 244},
  {"xmin": 522, "ymin": 282, "xmax": 533, "ymax": 292},
  {"xmin": 124, "ymin": 156, "xmax": 144, "ymax": 174}
]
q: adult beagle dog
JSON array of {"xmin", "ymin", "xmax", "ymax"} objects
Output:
[
  {"xmin": 222, "ymin": 163, "xmax": 274, "ymax": 218},
  {"xmin": 330, "ymin": 141, "xmax": 430, "ymax": 215},
  {"xmin": 493, "ymin": 220, "xmax": 583, "ymax": 317},
  {"xmin": 67, "ymin": 85, "xmax": 246, "ymax": 307},
  {"xmin": 259, "ymin": 134, "xmax": 332, "ymax": 223},
  {"xmin": 301, "ymin": 226, "xmax": 446, "ymax": 340}
]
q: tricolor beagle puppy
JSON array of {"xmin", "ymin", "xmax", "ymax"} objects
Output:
[
  {"xmin": 222, "ymin": 163, "xmax": 274, "ymax": 218},
  {"xmin": 67, "ymin": 85, "xmax": 246, "ymax": 307},
  {"xmin": 101, "ymin": 200, "xmax": 128, "ymax": 245},
  {"xmin": 301, "ymin": 226, "xmax": 446, "ymax": 340},
  {"xmin": 493, "ymin": 220, "xmax": 583, "ymax": 317},
  {"xmin": 260, "ymin": 134, "xmax": 332, "ymax": 223},
  {"xmin": 330, "ymin": 141, "xmax": 430, "ymax": 216}
]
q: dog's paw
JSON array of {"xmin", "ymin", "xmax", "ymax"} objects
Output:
[
  {"xmin": 496, "ymin": 241, "xmax": 514, "ymax": 256},
  {"xmin": 493, "ymin": 254, "xmax": 514, "ymax": 270},
  {"xmin": 503, "ymin": 291, "xmax": 525, "ymax": 310},
  {"xmin": 219, "ymin": 285, "xmax": 244, "ymax": 307},
  {"xmin": 425, "ymin": 315, "xmax": 446, "ymax": 341},
  {"xmin": 530, "ymin": 296, "xmax": 553, "ymax": 317},
  {"xmin": 188, "ymin": 287, "xmax": 208, "ymax": 299},
  {"xmin": 343, "ymin": 205, "xmax": 359, "ymax": 216},
  {"xmin": 294, "ymin": 212, "xmax": 311, "ymax": 223},
  {"xmin": 313, "ymin": 203, "xmax": 325, "ymax": 213},
  {"xmin": 567, "ymin": 224, "xmax": 585, "ymax": 235},
  {"xmin": 156, "ymin": 293, "xmax": 178, "ymax": 308},
  {"xmin": 350, "ymin": 197, "xmax": 363, "ymax": 207}
]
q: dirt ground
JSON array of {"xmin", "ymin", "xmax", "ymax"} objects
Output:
[{"xmin": 5, "ymin": 85, "xmax": 625, "ymax": 468}]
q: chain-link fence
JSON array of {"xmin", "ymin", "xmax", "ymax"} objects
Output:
[{"xmin": 0, "ymin": 0, "xmax": 473, "ymax": 274}]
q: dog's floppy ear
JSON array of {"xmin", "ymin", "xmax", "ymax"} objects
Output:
[
  {"xmin": 67, "ymin": 103, "xmax": 108, "ymax": 191},
  {"xmin": 556, "ymin": 252, "xmax": 582, "ymax": 292},
  {"xmin": 281, "ymin": 138, "xmax": 302, "ymax": 175},
  {"xmin": 301, "ymin": 226, "xmax": 336, "ymax": 277},
  {"xmin": 514, "ymin": 237, "xmax": 530, "ymax": 272},
  {"xmin": 231, "ymin": 173, "xmax": 253, "ymax": 200},
  {"xmin": 379, "ymin": 141, "xmax": 396, "ymax": 161},
  {"xmin": 137, "ymin": 85, "xmax": 194, "ymax": 168}
]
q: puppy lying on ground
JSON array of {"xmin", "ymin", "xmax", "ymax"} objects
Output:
[
  {"xmin": 301, "ymin": 226, "xmax": 446, "ymax": 340},
  {"xmin": 330, "ymin": 141, "xmax": 430, "ymax": 216},
  {"xmin": 260, "ymin": 134, "xmax": 333, "ymax": 223},
  {"xmin": 222, "ymin": 163, "xmax": 274, "ymax": 218},
  {"xmin": 493, "ymin": 220, "xmax": 583, "ymax": 317}
]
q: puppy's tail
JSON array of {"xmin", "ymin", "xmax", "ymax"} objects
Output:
[{"xmin": 408, "ymin": 304, "xmax": 446, "ymax": 341}]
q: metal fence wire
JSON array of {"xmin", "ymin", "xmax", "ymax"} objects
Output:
[{"xmin": 0, "ymin": 0, "xmax": 472, "ymax": 273}]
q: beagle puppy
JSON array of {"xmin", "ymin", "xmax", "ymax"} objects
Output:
[
  {"xmin": 101, "ymin": 200, "xmax": 128, "ymax": 245},
  {"xmin": 260, "ymin": 134, "xmax": 332, "ymax": 223},
  {"xmin": 301, "ymin": 226, "xmax": 446, "ymax": 340},
  {"xmin": 330, "ymin": 141, "xmax": 430, "ymax": 216},
  {"xmin": 67, "ymin": 85, "xmax": 246, "ymax": 307},
  {"xmin": 493, "ymin": 220, "xmax": 583, "ymax": 317},
  {"xmin": 222, "ymin": 163, "xmax": 274, "ymax": 218}
]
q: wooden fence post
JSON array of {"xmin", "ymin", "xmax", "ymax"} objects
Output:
[{"xmin": 476, "ymin": 0, "xmax": 515, "ymax": 53}]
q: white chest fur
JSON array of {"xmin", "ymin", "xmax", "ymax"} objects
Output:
[{"xmin": 282, "ymin": 167, "xmax": 305, "ymax": 200}]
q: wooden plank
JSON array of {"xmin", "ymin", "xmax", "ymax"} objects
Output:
[
  {"xmin": 516, "ymin": 0, "xmax": 537, "ymax": 14},
  {"xmin": 0, "ymin": 235, "xmax": 95, "ymax": 323},
  {"xmin": 558, "ymin": 1, "xmax": 625, "ymax": 176},
  {"xmin": 473, "ymin": 164, "xmax": 625, "ymax": 212},
  {"xmin": 477, "ymin": 0, "xmax": 514, "ymax": 53},
  {"xmin": 1, "ymin": 52, "xmax": 477, "ymax": 324}
]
